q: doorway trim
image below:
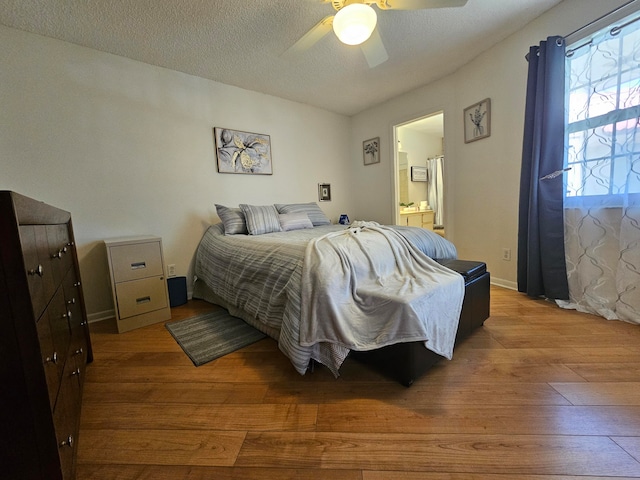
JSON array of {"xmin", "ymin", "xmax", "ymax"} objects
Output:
[{"xmin": 391, "ymin": 110, "xmax": 445, "ymax": 227}]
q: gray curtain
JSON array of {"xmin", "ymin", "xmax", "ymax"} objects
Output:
[{"xmin": 517, "ymin": 36, "xmax": 569, "ymax": 300}]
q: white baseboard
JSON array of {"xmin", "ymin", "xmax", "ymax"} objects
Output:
[
  {"xmin": 87, "ymin": 289, "xmax": 194, "ymax": 323},
  {"xmin": 88, "ymin": 309, "xmax": 114, "ymax": 324},
  {"xmin": 490, "ymin": 277, "xmax": 517, "ymax": 290}
]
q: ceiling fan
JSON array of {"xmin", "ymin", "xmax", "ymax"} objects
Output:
[{"xmin": 284, "ymin": 0, "xmax": 469, "ymax": 68}]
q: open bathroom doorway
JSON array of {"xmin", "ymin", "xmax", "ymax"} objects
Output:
[{"xmin": 394, "ymin": 111, "xmax": 445, "ymax": 236}]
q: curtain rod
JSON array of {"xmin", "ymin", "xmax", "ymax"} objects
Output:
[
  {"xmin": 566, "ymin": 13, "xmax": 640, "ymax": 56},
  {"xmin": 525, "ymin": 0, "xmax": 639, "ymax": 61},
  {"xmin": 564, "ymin": 0, "xmax": 637, "ymax": 41}
]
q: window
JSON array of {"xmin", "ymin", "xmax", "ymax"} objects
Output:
[{"xmin": 564, "ymin": 12, "xmax": 640, "ymax": 203}]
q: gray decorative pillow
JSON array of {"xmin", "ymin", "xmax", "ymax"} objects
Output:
[
  {"xmin": 279, "ymin": 213, "xmax": 314, "ymax": 232},
  {"xmin": 215, "ymin": 204, "xmax": 248, "ymax": 235},
  {"xmin": 275, "ymin": 202, "xmax": 331, "ymax": 226},
  {"xmin": 239, "ymin": 204, "xmax": 282, "ymax": 235}
]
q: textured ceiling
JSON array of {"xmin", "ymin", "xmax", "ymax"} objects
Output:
[{"xmin": 0, "ymin": 0, "xmax": 563, "ymax": 116}]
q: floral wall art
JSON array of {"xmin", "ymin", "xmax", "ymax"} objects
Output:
[
  {"xmin": 464, "ymin": 99, "xmax": 491, "ymax": 143},
  {"xmin": 363, "ymin": 137, "xmax": 380, "ymax": 165},
  {"xmin": 214, "ymin": 127, "xmax": 272, "ymax": 174}
]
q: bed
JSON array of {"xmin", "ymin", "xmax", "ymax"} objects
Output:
[{"xmin": 192, "ymin": 203, "xmax": 481, "ymax": 384}]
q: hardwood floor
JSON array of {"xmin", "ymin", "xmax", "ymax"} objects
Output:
[{"xmin": 76, "ymin": 286, "xmax": 640, "ymax": 479}]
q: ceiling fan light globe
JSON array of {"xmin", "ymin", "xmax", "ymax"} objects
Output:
[{"xmin": 333, "ymin": 4, "xmax": 377, "ymax": 46}]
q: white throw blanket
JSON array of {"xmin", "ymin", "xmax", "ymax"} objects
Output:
[{"xmin": 300, "ymin": 221, "xmax": 465, "ymax": 360}]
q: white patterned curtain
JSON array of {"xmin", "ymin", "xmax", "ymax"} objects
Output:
[{"xmin": 559, "ymin": 14, "xmax": 640, "ymax": 324}]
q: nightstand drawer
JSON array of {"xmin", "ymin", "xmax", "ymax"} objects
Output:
[
  {"xmin": 115, "ymin": 277, "xmax": 168, "ymax": 319},
  {"xmin": 109, "ymin": 242, "xmax": 164, "ymax": 282},
  {"xmin": 421, "ymin": 211, "xmax": 435, "ymax": 230}
]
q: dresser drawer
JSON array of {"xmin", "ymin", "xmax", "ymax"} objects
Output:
[
  {"xmin": 52, "ymin": 384, "xmax": 74, "ymax": 480},
  {"xmin": 62, "ymin": 269, "xmax": 89, "ymax": 373},
  {"xmin": 53, "ymin": 356, "xmax": 82, "ymax": 480},
  {"xmin": 48, "ymin": 288, "xmax": 71, "ymax": 379},
  {"xmin": 37, "ymin": 311, "xmax": 61, "ymax": 410},
  {"xmin": 20, "ymin": 225, "xmax": 56, "ymax": 319},
  {"xmin": 47, "ymin": 224, "xmax": 73, "ymax": 286},
  {"xmin": 109, "ymin": 241, "xmax": 164, "ymax": 282},
  {"xmin": 115, "ymin": 277, "xmax": 168, "ymax": 319}
]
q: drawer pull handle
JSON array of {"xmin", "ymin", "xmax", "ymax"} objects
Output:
[
  {"xmin": 59, "ymin": 435, "xmax": 73, "ymax": 448},
  {"xmin": 67, "ymin": 298, "xmax": 76, "ymax": 305},
  {"xmin": 74, "ymin": 281, "xmax": 81, "ymax": 287},
  {"xmin": 51, "ymin": 250, "xmax": 62, "ymax": 259},
  {"xmin": 63, "ymin": 311, "xmax": 72, "ymax": 320},
  {"xmin": 28, "ymin": 265, "xmax": 44, "ymax": 277},
  {"xmin": 136, "ymin": 296, "xmax": 151, "ymax": 304},
  {"xmin": 74, "ymin": 348, "xmax": 83, "ymax": 356},
  {"xmin": 131, "ymin": 261, "xmax": 146, "ymax": 270},
  {"xmin": 80, "ymin": 321, "xmax": 87, "ymax": 326},
  {"xmin": 45, "ymin": 352, "xmax": 58, "ymax": 364},
  {"xmin": 71, "ymin": 368, "xmax": 81, "ymax": 377}
]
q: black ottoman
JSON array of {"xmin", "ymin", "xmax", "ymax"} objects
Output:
[
  {"xmin": 350, "ymin": 259, "xmax": 490, "ymax": 386},
  {"xmin": 436, "ymin": 259, "xmax": 490, "ymax": 343}
]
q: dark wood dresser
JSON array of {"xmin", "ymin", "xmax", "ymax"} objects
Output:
[{"xmin": 0, "ymin": 191, "xmax": 93, "ymax": 480}]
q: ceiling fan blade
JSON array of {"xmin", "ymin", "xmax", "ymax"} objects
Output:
[
  {"xmin": 282, "ymin": 15, "xmax": 334, "ymax": 57},
  {"xmin": 361, "ymin": 28, "xmax": 389, "ymax": 68},
  {"xmin": 376, "ymin": 0, "xmax": 468, "ymax": 10}
]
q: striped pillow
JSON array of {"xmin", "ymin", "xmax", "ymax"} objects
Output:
[
  {"xmin": 279, "ymin": 213, "xmax": 314, "ymax": 231},
  {"xmin": 275, "ymin": 202, "xmax": 331, "ymax": 226},
  {"xmin": 215, "ymin": 204, "xmax": 248, "ymax": 235},
  {"xmin": 239, "ymin": 204, "xmax": 282, "ymax": 235}
]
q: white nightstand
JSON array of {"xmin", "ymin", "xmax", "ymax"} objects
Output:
[{"xmin": 104, "ymin": 235, "xmax": 171, "ymax": 333}]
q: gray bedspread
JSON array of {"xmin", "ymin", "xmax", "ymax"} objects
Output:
[{"xmin": 194, "ymin": 223, "xmax": 459, "ymax": 376}]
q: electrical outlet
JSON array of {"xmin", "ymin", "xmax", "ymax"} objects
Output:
[
  {"xmin": 167, "ymin": 264, "xmax": 176, "ymax": 276},
  {"xmin": 502, "ymin": 248, "xmax": 511, "ymax": 261}
]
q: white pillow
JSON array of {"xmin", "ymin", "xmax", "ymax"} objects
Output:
[
  {"xmin": 274, "ymin": 202, "xmax": 331, "ymax": 226},
  {"xmin": 279, "ymin": 213, "xmax": 314, "ymax": 231}
]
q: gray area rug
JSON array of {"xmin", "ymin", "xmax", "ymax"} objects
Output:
[{"xmin": 165, "ymin": 310, "xmax": 267, "ymax": 366}]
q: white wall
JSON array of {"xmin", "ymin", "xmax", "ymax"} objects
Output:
[
  {"xmin": 350, "ymin": 78, "xmax": 454, "ymax": 223},
  {"xmin": 0, "ymin": 26, "xmax": 352, "ymax": 320},
  {"xmin": 2, "ymin": 0, "xmax": 630, "ymax": 316},
  {"xmin": 398, "ymin": 128, "xmax": 442, "ymax": 211},
  {"xmin": 349, "ymin": 0, "xmax": 629, "ymax": 289}
]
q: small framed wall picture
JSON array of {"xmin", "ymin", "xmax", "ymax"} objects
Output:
[
  {"xmin": 411, "ymin": 166, "xmax": 427, "ymax": 182},
  {"xmin": 464, "ymin": 98, "xmax": 491, "ymax": 143},
  {"xmin": 318, "ymin": 183, "xmax": 331, "ymax": 202},
  {"xmin": 363, "ymin": 137, "xmax": 380, "ymax": 165}
]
